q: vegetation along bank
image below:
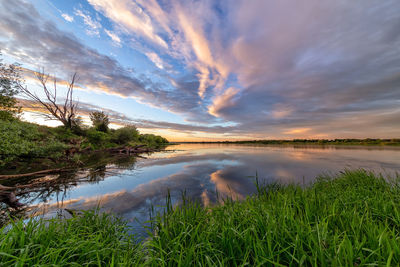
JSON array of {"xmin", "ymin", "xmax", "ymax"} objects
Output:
[{"xmin": 0, "ymin": 55, "xmax": 168, "ymax": 171}]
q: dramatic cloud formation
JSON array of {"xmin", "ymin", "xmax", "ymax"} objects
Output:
[
  {"xmin": 87, "ymin": 0, "xmax": 168, "ymax": 48},
  {"xmin": 1, "ymin": 0, "xmax": 399, "ymax": 140},
  {"xmin": 19, "ymin": 98, "xmax": 236, "ymax": 135}
]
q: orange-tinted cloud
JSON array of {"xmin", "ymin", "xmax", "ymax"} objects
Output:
[{"xmin": 208, "ymin": 87, "xmax": 240, "ymax": 117}]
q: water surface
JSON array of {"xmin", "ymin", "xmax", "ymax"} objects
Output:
[{"xmin": 7, "ymin": 144, "xmax": 400, "ymax": 234}]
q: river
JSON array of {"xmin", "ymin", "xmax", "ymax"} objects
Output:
[{"xmin": 4, "ymin": 143, "xmax": 400, "ymax": 235}]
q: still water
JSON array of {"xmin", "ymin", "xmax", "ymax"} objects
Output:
[{"xmin": 13, "ymin": 144, "xmax": 400, "ymax": 234}]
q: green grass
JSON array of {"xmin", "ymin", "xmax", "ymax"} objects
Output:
[
  {"xmin": 0, "ymin": 210, "xmax": 142, "ymax": 266},
  {"xmin": 1, "ymin": 170, "xmax": 400, "ymax": 266}
]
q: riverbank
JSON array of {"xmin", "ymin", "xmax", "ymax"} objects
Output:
[
  {"xmin": 1, "ymin": 169, "xmax": 399, "ymax": 265},
  {"xmin": 0, "ymin": 119, "xmax": 168, "ymax": 172}
]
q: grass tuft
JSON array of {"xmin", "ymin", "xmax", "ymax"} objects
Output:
[
  {"xmin": 0, "ymin": 210, "xmax": 142, "ymax": 266},
  {"xmin": 146, "ymin": 169, "xmax": 400, "ymax": 266}
]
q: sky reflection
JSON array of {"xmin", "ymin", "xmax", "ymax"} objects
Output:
[{"xmin": 22, "ymin": 144, "xmax": 400, "ymax": 235}]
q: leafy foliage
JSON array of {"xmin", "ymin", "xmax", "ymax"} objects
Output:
[
  {"xmin": 49, "ymin": 126, "xmax": 81, "ymax": 142},
  {"xmin": 111, "ymin": 125, "xmax": 139, "ymax": 145},
  {"xmin": 89, "ymin": 111, "xmax": 109, "ymax": 132},
  {"xmin": 86, "ymin": 128, "xmax": 110, "ymax": 149},
  {"xmin": 0, "ymin": 120, "xmax": 66, "ymax": 166},
  {"xmin": 139, "ymin": 133, "xmax": 169, "ymax": 147},
  {"xmin": 0, "ymin": 120, "xmax": 168, "ymax": 167},
  {"xmin": 0, "ymin": 54, "xmax": 21, "ymax": 121}
]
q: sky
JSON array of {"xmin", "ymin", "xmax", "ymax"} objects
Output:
[{"xmin": 0, "ymin": 0, "xmax": 399, "ymax": 141}]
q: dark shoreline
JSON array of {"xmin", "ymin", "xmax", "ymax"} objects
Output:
[{"xmin": 174, "ymin": 138, "xmax": 400, "ymax": 146}]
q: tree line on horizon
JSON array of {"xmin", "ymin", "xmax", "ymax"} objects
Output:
[{"xmin": 184, "ymin": 138, "xmax": 400, "ymax": 145}]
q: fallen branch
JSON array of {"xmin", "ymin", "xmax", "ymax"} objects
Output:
[
  {"xmin": 96, "ymin": 145, "xmax": 159, "ymax": 155},
  {"xmin": 0, "ymin": 168, "xmax": 69, "ymax": 180}
]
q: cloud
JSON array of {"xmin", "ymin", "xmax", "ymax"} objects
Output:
[
  {"xmin": 284, "ymin": 128, "xmax": 311, "ymax": 135},
  {"xmin": 86, "ymin": 0, "xmax": 230, "ymax": 100},
  {"xmin": 74, "ymin": 8, "xmax": 101, "ymax": 36},
  {"xmin": 87, "ymin": 0, "xmax": 167, "ymax": 48},
  {"xmin": 18, "ymin": 98, "xmax": 236, "ymax": 135},
  {"xmin": 0, "ymin": 0, "xmax": 215, "ymax": 124},
  {"xmin": 203, "ymin": 0, "xmax": 400, "ymax": 138},
  {"xmin": 145, "ymin": 52, "xmax": 164, "ymax": 69},
  {"xmin": 61, "ymin": 13, "xmax": 74, "ymax": 22},
  {"xmin": 104, "ymin": 29, "xmax": 121, "ymax": 46},
  {"xmin": 208, "ymin": 87, "xmax": 240, "ymax": 117},
  {"xmin": 270, "ymin": 104, "xmax": 294, "ymax": 119},
  {"xmin": 171, "ymin": 3, "xmax": 230, "ymax": 99},
  {"xmin": 2, "ymin": 0, "xmax": 400, "ymax": 139}
]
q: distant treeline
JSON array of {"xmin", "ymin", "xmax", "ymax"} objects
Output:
[{"xmin": 180, "ymin": 138, "xmax": 400, "ymax": 146}]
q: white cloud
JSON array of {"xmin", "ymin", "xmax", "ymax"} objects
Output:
[
  {"xmin": 3, "ymin": 0, "xmax": 400, "ymax": 138},
  {"xmin": 145, "ymin": 52, "xmax": 164, "ymax": 69},
  {"xmin": 104, "ymin": 29, "xmax": 121, "ymax": 46},
  {"xmin": 74, "ymin": 9, "xmax": 101, "ymax": 37},
  {"xmin": 87, "ymin": 0, "xmax": 167, "ymax": 48},
  {"xmin": 61, "ymin": 13, "xmax": 74, "ymax": 22}
]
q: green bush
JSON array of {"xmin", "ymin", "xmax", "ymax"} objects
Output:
[
  {"xmin": 139, "ymin": 133, "xmax": 168, "ymax": 147},
  {"xmin": 86, "ymin": 128, "xmax": 110, "ymax": 148},
  {"xmin": 0, "ymin": 118, "xmax": 169, "ymax": 166},
  {"xmin": 0, "ymin": 120, "xmax": 66, "ymax": 166},
  {"xmin": 0, "ymin": 110, "xmax": 16, "ymax": 121},
  {"xmin": 111, "ymin": 126, "xmax": 139, "ymax": 145},
  {"xmin": 49, "ymin": 126, "xmax": 81, "ymax": 142},
  {"xmin": 89, "ymin": 111, "xmax": 109, "ymax": 133}
]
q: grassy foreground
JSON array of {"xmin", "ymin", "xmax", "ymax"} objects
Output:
[{"xmin": 1, "ymin": 170, "xmax": 400, "ymax": 266}]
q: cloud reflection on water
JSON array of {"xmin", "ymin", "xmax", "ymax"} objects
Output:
[{"xmin": 27, "ymin": 144, "xmax": 400, "ymax": 233}]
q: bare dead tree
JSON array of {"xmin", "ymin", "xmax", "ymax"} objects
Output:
[{"xmin": 19, "ymin": 69, "xmax": 79, "ymax": 129}]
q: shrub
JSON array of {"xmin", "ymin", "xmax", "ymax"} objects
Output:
[
  {"xmin": 0, "ymin": 120, "xmax": 66, "ymax": 166},
  {"xmin": 111, "ymin": 126, "xmax": 139, "ymax": 145},
  {"xmin": 139, "ymin": 133, "xmax": 168, "ymax": 147},
  {"xmin": 50, "ymin": 126, "xmax": 81, "ymax": 142},
  {"xmin": 89, "ymin": 111, "xmax": 109, "ymax": 132},
  {"xmin": 86, "ymin": 128, "xmax": 110, "ymax": 148}
]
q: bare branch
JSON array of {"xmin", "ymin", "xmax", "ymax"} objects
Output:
[{"xmin": 19, "ymin": 69, "xmax": 79, "ymax": 129}]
